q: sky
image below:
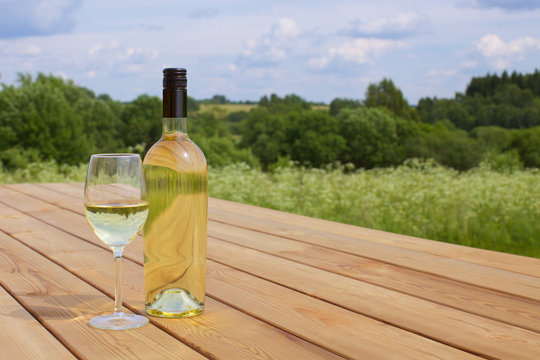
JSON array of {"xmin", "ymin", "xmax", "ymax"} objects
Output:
[{"xmin": 1, "ymin": 0, "xmax": 540, "ymax": 104}]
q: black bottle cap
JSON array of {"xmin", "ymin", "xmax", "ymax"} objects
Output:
[{"xmin": 163, "ymin": 68, "xmax": 187, "ymax": 90}]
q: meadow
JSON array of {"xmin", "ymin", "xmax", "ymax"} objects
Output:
[{"xmin": 2, "ymin": 159, "xmax": 538, "ymax": 258}]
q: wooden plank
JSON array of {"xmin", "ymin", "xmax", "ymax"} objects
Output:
[
  {"xmin": 207, "ymin": 206, "xmax": 540, "ymax": 302},
  {"xmin": 206, "ymin": 221, "xmax": 540, "ymax": 333},
  {"xmin": 9, "ymin": 185, "xmax": 540, "ymax": 337},
  {"xmin": 1, "ymin": 186, "xmax": 530, "ymax": 359},
  {"xmin": 0, "ymin": 231, "xmax": 207, "ymax": 360},
  {"xmin": 0, "ymin": 285, "xmax": 76, "ymax": 360},
  {"xmin": 207, "ymin": 239, "xmax": 540, "ymax": 360},
  {"xmin": 0, "ymin": 200, "xmax": 345, "ymax": 360},
  {"xmin": 0, "ymin": 187, "xmax": 485, "ymax": 359},
  {"xmin": 0, "ymin": 203, "xmax": 481, "ymax": 360},
  {"xmin": 15, "ymin": 184, "xmax": 540, "ymax": 305},
  {"xmin": 206, "ymin": 262, "xmax": 482, "ymax": 360},
  {"xmin": 207, "ymin": 197, "xmax": 540, "ymax": 278},
  {"xmin": 15, "ymin": 182, "xmax": 540, "ymax": 334}
]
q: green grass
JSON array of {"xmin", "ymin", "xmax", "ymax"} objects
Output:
[
  {"xmin": 198, "ymin": 103, "xmax": 329, "ymax": 113},
  {"xmin": 198, "ymin": 103, "xmax": 257, "ymax": 113},
  {"xmin": 0, "ymin": 161, "xmax": 87, "ymax": 184},
  {"xmin": 209, "ymin": 161, "xmax": 540, "ymax": 258},
  {"xmin": 2, "ymin": 159, "xmax": 538, "ymax": 257}
]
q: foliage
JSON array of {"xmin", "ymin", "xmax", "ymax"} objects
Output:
[
  {"xmin": 196, "ymin": 136, "xmax": 259, "ymax": 168},
  {"xmin": 287, "ymin": 110, "xmax": 346, "ymax": 167},
  {"xmin": 0, "ymin": 74, "xmax": 92, "ymax": 165},
  {"xmin": 329, "ymin": 98, "xmax": 361, "ymax": 116},
  {"xmin": 365, "ymin": 78, "xmax": 419, "ymax": 121},
  {"xmin": 209, "ymin": 161, "xmax": 540, "ymax": 257},
  {"xmin": 0, "ymin": 160, "xmax": 86, "ymax": 184},
  {"xmin": 121, "ymin": 94, "xmax": 162, "ymax": 154},
  {"xmin": 419, "ymin": 70, "xmax": 540, "ymax": 130},
  {"xmin": 336, "ymin": 107, "xmax": 400, "ymax": 168}
]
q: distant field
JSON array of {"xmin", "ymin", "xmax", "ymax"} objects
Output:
[
  {"xmin": 198, "ymin": 103, "xmax": 329, "ymax": 113},
  {"xmin": 198, "ymin": 103, "xmax": 257, "ymax": 113}
]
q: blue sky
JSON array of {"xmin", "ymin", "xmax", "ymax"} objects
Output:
[{"xmin": 1, "ymin": 0, "xmax": 540, "ymax": 104}]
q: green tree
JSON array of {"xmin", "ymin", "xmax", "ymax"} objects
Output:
[
  {"xmin": 187, "ymin": 96, "xmax": 200, "ymax": 112},
  {"xmin": 190, "ymin": 107, "xmax": 230, "ymax": 138},
  {"xmin": 406, "ymin": 123, "xmax": 482, "ymax": 170},
  {"xmin": 329, "ymin": 98, "xmax": 361, "ymax": 116},
  {"xmin": 240, "ymin": 107, "xmax": 290, "ymax": 168},
  {"xmin": 510, "ymin": 126, "xmax": 540, "ymax": 167},
  {"xmin": 259, "ymin": 93, "xmax": 311, "ymax": 113},
  {"xmin": 121, "ymin": 95, "xmax": 162, "ymax": 153},
  {"xmin": 0, "ymin": 73, "xmax": 92, "ymax": 166},
  {"xmin": 336, "ymin": 107, "xmax": 400, "ymax": 168},
  {"xmin": 286, "ymin": 110, "xmax": 346, "ymax": 167},
  {"xmin": 365, "ymin": 78, "xmax": 419, "ymax": 121}
]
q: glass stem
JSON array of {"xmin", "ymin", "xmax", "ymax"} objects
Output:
[{"xmin": 113, "ymin": 248, "xmax": 124, "ymax": 316}]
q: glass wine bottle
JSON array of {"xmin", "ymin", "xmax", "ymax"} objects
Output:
[{"xmin": 143, "ymin": 68, "xmax": 208, "ymax": 317}]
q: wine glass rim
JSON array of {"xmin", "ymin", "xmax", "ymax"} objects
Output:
[{"xmin": 91, "ymin": 153, "xmax": 140, "ymax": 158}]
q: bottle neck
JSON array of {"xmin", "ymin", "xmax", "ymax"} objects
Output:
[
  {"xmin": 163, "ymin": 117, "xmax": 187, "ymax": 135},
  {"xmin": 162, "ymin": 87, "xmax": 188, "ymax": 136},
  {"xmin": 163, "ymin": 88, "xmax": 187, "ymax": 118}
]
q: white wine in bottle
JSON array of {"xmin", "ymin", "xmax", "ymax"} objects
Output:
[{"xmin": 143, "ymin": 68, "xmax": 208, "ymax": 317}]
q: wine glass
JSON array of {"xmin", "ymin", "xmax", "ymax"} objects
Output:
[{"xmin": 84, "ymin": 154, "xmax": 149, "ymax": 330}]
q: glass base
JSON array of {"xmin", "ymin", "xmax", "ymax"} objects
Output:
[
  {"xmin": 146, "ymin": 288, "xmax": 204, "ymax": 318},
  {"xmin": 88, "ymin": 312, "xmax": 149, "ymax": 330}
]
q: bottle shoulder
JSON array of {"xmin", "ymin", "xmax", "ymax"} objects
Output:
[{"xmin": 144, "ymin": 134, "xmax": 207, "ymax": 172}]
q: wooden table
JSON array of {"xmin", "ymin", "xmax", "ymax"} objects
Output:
[{"xmin": 1, "ymin": 183, "xmax": 540, "ymax": 359}]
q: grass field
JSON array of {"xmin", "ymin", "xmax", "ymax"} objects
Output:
[
  {"xmin": 198, "ymin": 103, "xmax": 258, "ymax": 113},
  {"xmin": 209, "ymin": 161, "xmax": 540, "ymax": 258},
  {"xmin": 198, "ymin": 103, "xmax": 329, "ymax": 113},
  {"xmin": 2, "ymin": 160, "xmax": 538, "ymax": 257}
]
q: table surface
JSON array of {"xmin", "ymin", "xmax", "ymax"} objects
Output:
[{"xmin": 1, "ymin": 183, "xmax": 540, "ymax": 359}]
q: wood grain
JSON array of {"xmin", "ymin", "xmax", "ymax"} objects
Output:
[
  {"xmin": 207, "ymin": 197, "xmax": 540, "ymax": 278},
  {"xmin": 0, "ymin": 186, "xmax": 483, "ymax": 359},
  {"xmin": 12, "ymin": 184, "xmax": 540, "ymax": 332},
  {"xmin": 207, "ymin": 239, "xmax": 540, "ymax": 360},
  {"xmin": 0, "ymin": 198, "xmax": 344, "ymax": 360},
  {"xmin": 207, "ymin": 221, "xmax": 540, "ymax": 333},
  {"xmin": 0, "ymin": 231, "xmax": 207, "ymax": 360},
  {"xmin": 0, "ymin": 285, "xmax": 76, "ymax": 360},
  {"xmin": 208, "ymin": 206, "xmax": 540, "ymax": 302},
  {"xmin": 6, "ymin": 183, "xmax": 540, "ymax": 359}
]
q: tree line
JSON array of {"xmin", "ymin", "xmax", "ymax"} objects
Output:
[{"xmin": 0, "ymin": 71, "xmax": 539, "ymax": 171}]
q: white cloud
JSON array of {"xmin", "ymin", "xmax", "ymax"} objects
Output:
[
  {"xmin": 0, "ymin": 0, "xmax": 83, "ymax": 38},
  {"xmin": 309, "ymin": 38, "xmax": 408, "ymax": 69},
  {"xmin": 460, "ymin": 60, "xmax": 478, "ymax": 68},
  {"xmin": 238, "ymin": 17, "xmax": 301, "ymax": 66},
  {"xmin": 428, "ymin": 69, "xmax": 458, "ymax": 77},
  {"xmin": 272, "ymin": 18, "xmax": 300, "ymax": 38},
  {"xmin": 475, "ymin": 34, "xmax": 540, "ymax": 69},
  {"xmin": 23, "ymin": 44, "xmax": 42, "ymax": 55},
  {"xmin": 457, "ymin": 0, "xmax": 540, "ymax": 11},
  {"xmin": 188, "ymin": 7, "xmax": 219, "ymax": 19},
  {"xmin": 344, "ymin": 12, "xmax": 429, "ymax": 38}
]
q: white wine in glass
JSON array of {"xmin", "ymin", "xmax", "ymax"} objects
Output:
[{"xmin": 84, "ymin": 153, "xmax": 149, "ymax": 330}]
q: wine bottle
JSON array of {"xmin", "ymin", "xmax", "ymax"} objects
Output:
[{"xmin": 143, "ymin": 68, "xmax": 208, "ymax": 317}]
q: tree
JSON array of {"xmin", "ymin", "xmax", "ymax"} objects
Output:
[
  {"xmin": 258, "ymin": 93, "xmax": 311, "ymax": 113},
  {"xmin": 510, "ymin": 126, "xmax": 540, "ymax": 167},
  {"xmin": 240, "ymin": 107, "xmax": 291, "ymax": 168},
  {"xmin": 0, "ymin": 73, "xmax": 93, "ymax": 166},
  {"xmin": 329, "ymin": 98, "xmax": 361, "ymax": 116},
  {"xmin": 365, "ymin": 78, "xmax": 418, "ymax": 121},
  {"xmin": 121, "ymin": 95, "xmax": 162, "ymax": 153},
  {"xmin": 286, "ymin": 110, "xmax": 346, "ymax": 167},
  {"xmin": 336, "ymin": 107, "xmax": 400, "ymax": 168}
]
